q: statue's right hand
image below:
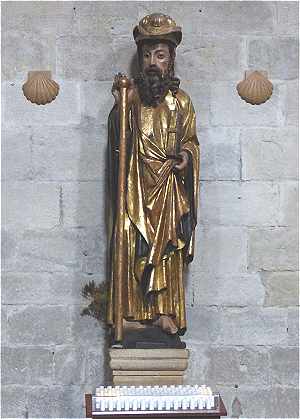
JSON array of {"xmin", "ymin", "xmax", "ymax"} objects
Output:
[
  {"xmin": 111, "ymin": 73, "xmax": 136, "ymax": 107},
  {"xmin": 111, "ymin": 73, "xmax": 121, "ymax": 104}
]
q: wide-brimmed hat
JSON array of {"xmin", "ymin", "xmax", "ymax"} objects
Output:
[{"xmin": 133, "ymin": 13, "xmax": 182, "ymax": 47}]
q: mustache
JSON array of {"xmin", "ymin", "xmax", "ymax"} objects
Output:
[
  {"xmin": 134, "ymin": 67, "xmax": 180, "ymax": 107},
  {"xmin": 144, "ymin": 65, "xmax": 163, "ymax": 77}
]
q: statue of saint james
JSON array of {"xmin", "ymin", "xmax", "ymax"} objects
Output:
[{"xmin": 106, "ymin": 13, "xmax": 200, "ymax": 347}]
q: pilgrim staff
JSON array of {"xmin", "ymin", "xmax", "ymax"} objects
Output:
[{"xmin": 114, "ymin": 75, "xmax": 130, "ymax": 342}]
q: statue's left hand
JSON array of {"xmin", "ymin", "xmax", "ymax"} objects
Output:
[{"xmin": 174, "ymin": 151, "xmax": 189, "ymax": 171}]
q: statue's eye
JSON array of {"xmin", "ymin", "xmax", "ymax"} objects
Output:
[{"xmin": 158, "ymin": 54, "xmax": 165, "ymax": 59}]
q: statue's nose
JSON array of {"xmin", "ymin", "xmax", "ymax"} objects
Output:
[{"xmin": 150, "ymin": 55, "xmax": 156, "ymax": 66}]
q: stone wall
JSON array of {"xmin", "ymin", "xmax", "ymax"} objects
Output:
[{"xmin": 2, "ymin": 1, "xmax": 299, "ymax": 417}]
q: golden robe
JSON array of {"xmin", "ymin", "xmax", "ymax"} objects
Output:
[{"xmin": 107, "ymin": 89, "xmax": 199, "ymax": 335}]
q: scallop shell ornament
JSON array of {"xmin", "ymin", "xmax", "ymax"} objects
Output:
[
  {"xmin": 237, "ymin": 71, "xmax": 273, "ymax": 105},
  {"xmin": 22, "ymin": 71, "xmax": 60, "ymax": 105}
]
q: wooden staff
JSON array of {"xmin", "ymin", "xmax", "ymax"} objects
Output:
[{"xmin": 114, "ymin": 75, "xmax": 130, "ymax": 343}]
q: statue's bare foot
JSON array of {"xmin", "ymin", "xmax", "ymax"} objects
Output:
[
  {"xmin": 153, "ymin": 315, "xmax": 178, "ymax": 334},
  {"xmin": 123, "ymin": 319, "xmax": 147, "ymax": 331}
]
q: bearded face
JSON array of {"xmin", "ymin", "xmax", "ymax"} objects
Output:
[
  {"xmin": 134, "ymin": 41, "xmax": 180, "ymax": 107},
  {"xmin": 135, "ymin": 64, "xmax": 169, "ymax": 107}
]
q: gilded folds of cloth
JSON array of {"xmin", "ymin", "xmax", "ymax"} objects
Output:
[{"xmin": 107, "ymin": 89, "xmax": 199, "ymax": 334}]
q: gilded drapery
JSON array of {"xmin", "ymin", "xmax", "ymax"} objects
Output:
[{"xmin": 107, "ymin": 89, "xmax": 199, "ymax": 334}]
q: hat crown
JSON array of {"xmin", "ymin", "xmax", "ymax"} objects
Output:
[
  {"xmin": 140, "ymin": 13, "xmax": 177, "ymax": 32},
  {"xmin": 133, "ymin": 13, "xmax": 182, "ymax": 46}
]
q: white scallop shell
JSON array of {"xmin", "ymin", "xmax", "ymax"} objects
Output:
[
  {"xmin": 22, "ymin": 71, "xmax": 60, "ymax": 105},
  {"xmin": 237, "ymin": 71, "xmax": 273, "ymax": 105}
]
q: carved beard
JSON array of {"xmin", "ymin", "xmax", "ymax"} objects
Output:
[{"xmin": 134, "ymin": 65, "xmax": 173, "ymax": 107}]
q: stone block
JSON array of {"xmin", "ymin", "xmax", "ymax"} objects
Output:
[
  {"xmin": 137, "ymin": 2, "xmax": 274, "ymax": 35},
  {"xmin": 200, "ymin": 181, "xmax": 280, "ymax": 226},
  {"xmin": 56, "ymin": 35, "xmax": 115, "ymax": 80},
  {"xmin": 2, "ymin": 306, "xmax": 7, "ymax": 345},
  {"xmin": 178, "ymin": 82, "xmax": 210, "ymax": 129},
  {"xmin": 2, "ymin": 1, "xmax": 80, "ymax": 40},
  {"xmin": 85, "ymin": 346, "xmax": 106, "ymax": 385},
  {"xmin": 2, "ymin": 1, "xmax": 76, "ymax": 36},
  {"xmin": 206, "ymin": 346, "xmax": 271, "ymax": 386},
  {"xmin": 31, "ymin": 123, "xmax": 106, "ymax": 181},
  {"xmin": 288, "ymin": 307, "xmax": 299, "ymax": 346},
  {"xmin": 276, "ymin": 2, "xmax": 299, "ymax": 35},
  {"xmin": 80, "ymin": 81, "xmax": 114, "ymax": 124},
  {"xmin": 186, "ymin": 273, "xmax": 265, "ymax": 307},
  {"xmin": 62, "ymin": 181, "xmax": 104, "ymax": 227},
  {"xmin": 268, "ymin": 386, "xmax": 299, "ymax": 418},
  {"xmin": 2, "ymin": 128, "xmax": 33, "ymax": 180},
  {"xmin": 1, "ymin": 228, "xmax": 20, "ymax": 272},
  {"xmin": 54, "ymin": 346, "xmax": 85, "ymax": 385},
  {"xmin": 7, "ymin": 305, "xmax": 70, "ymax": 345},
  {"xmin": 1, "ymin": 385, "xmax": 27, "ymax": 419},
  {"xmin": 217, "ymin": 384, "xmax": 298, "ymax": 418},
  {"xmin": 261, "ymin": 271, "xmax": 299, "ymax": 307},
  {"xmin": 185, "ymin": 306, "xmax": 220, "ymax": 344},
  {"xmin": 4, "ymin": 181, "xmax": 60, "ymax": 228},
  {"xmin": 194, "ymin": 226, "xmax": 247, "ymax": 274},
  {"xmin": 220, "ymin": 307, "xmax": 288, "ymax": 346},
  {"xmin": 2, "ymin": 30, "xmax": 56, "ymax": 80},
  {"xmin": 284, "ymin": 80, "xmax": 299, "ymax": 126},
  {"xmin": 14, "ymin": 227, "xmax": 105, "ymax": 273},
  {"xmin": 112, "ymin": 357, "xmax": 188, "ymax": 371},
  {"xmin": 2, "ymin": 1, "xmax": 73, "ymax": 20},
  {"xmin": 248, "ymin": 37, "xmax": 299, "ymax": 80},
  {"xmin": 2, "ymin": 347, "xmax": 53, "ymax": 385},
  {"xmin": 2, "ymin": 271, "xmax": 91, "ymax": 305},
  {"xmin": 241, "ymin": 127, "xmax": 298, "ymax": 180},
  {"xmin": 197, "ymin": 128, "xmax": 240, "ymax": 180},
  {"xmin": 69, "ymin": 305, "xmax": 106, "ymax": 345},
  {"xmin": 110, "ymin": 7, "xmax": 139, "ymax": 39},
  {"xmin": 184, "ymin": 343, "xmax": 211, "ymax": 385},
  {"xmin": 110, "ymin": 358, "xmax": 187, "ymax": 371},
  {"xmin": 110, "ymin": 349, "xmax": 189, "ymax": 385},
  {"xmin": 114, "ymin": 376, "xmax": 183, "ymax": 386},
  {"xmin": 216, "ymin": 385, "xmax": 271, "ymax": 418},
  {"xmin": 210, "ymin": 82, "xmax": 284, "ymax": 127},
  {"xmin": 113, "ymin": 370, "xmax": 184, "ymax": 376},
  {"xmin": 270, "ymin": 347, "xmax": 299, "ymax": 386},
  {"xmin": 109, "ymin": 348, "xmax": 189, "ymax": 359},
  {"xmin": 73, "ymin": 2, "xmax": 138, "ymax": 38},
  {"xmin": 26, "ymin": 384, "xmax": 84, "ymax": 418},
  {"xmin": 2, "ymin": 80, "xmax": 81, "ymax": 127},
  {"xmin": 248, "ymin": 227, "xmax": 298, "ymax": 272},
  {"xmin": 112, "ymin": 35, "xmax": 138, "ymax": 77},
  {"xmin": 176, "ymin": 36, "xmax": 243, "ymax": 81},
  {"xmin": 279, "ymin": 182, "xmax": 299, "ymax": 233},
  {"xmin": 13, "ymin": 228, "xmax": 79, "ymax": 272}
]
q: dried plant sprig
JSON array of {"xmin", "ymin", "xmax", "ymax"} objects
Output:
[{"xmin": 81, "ymin": 280, "xmax": 108, "ymax": 323}]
